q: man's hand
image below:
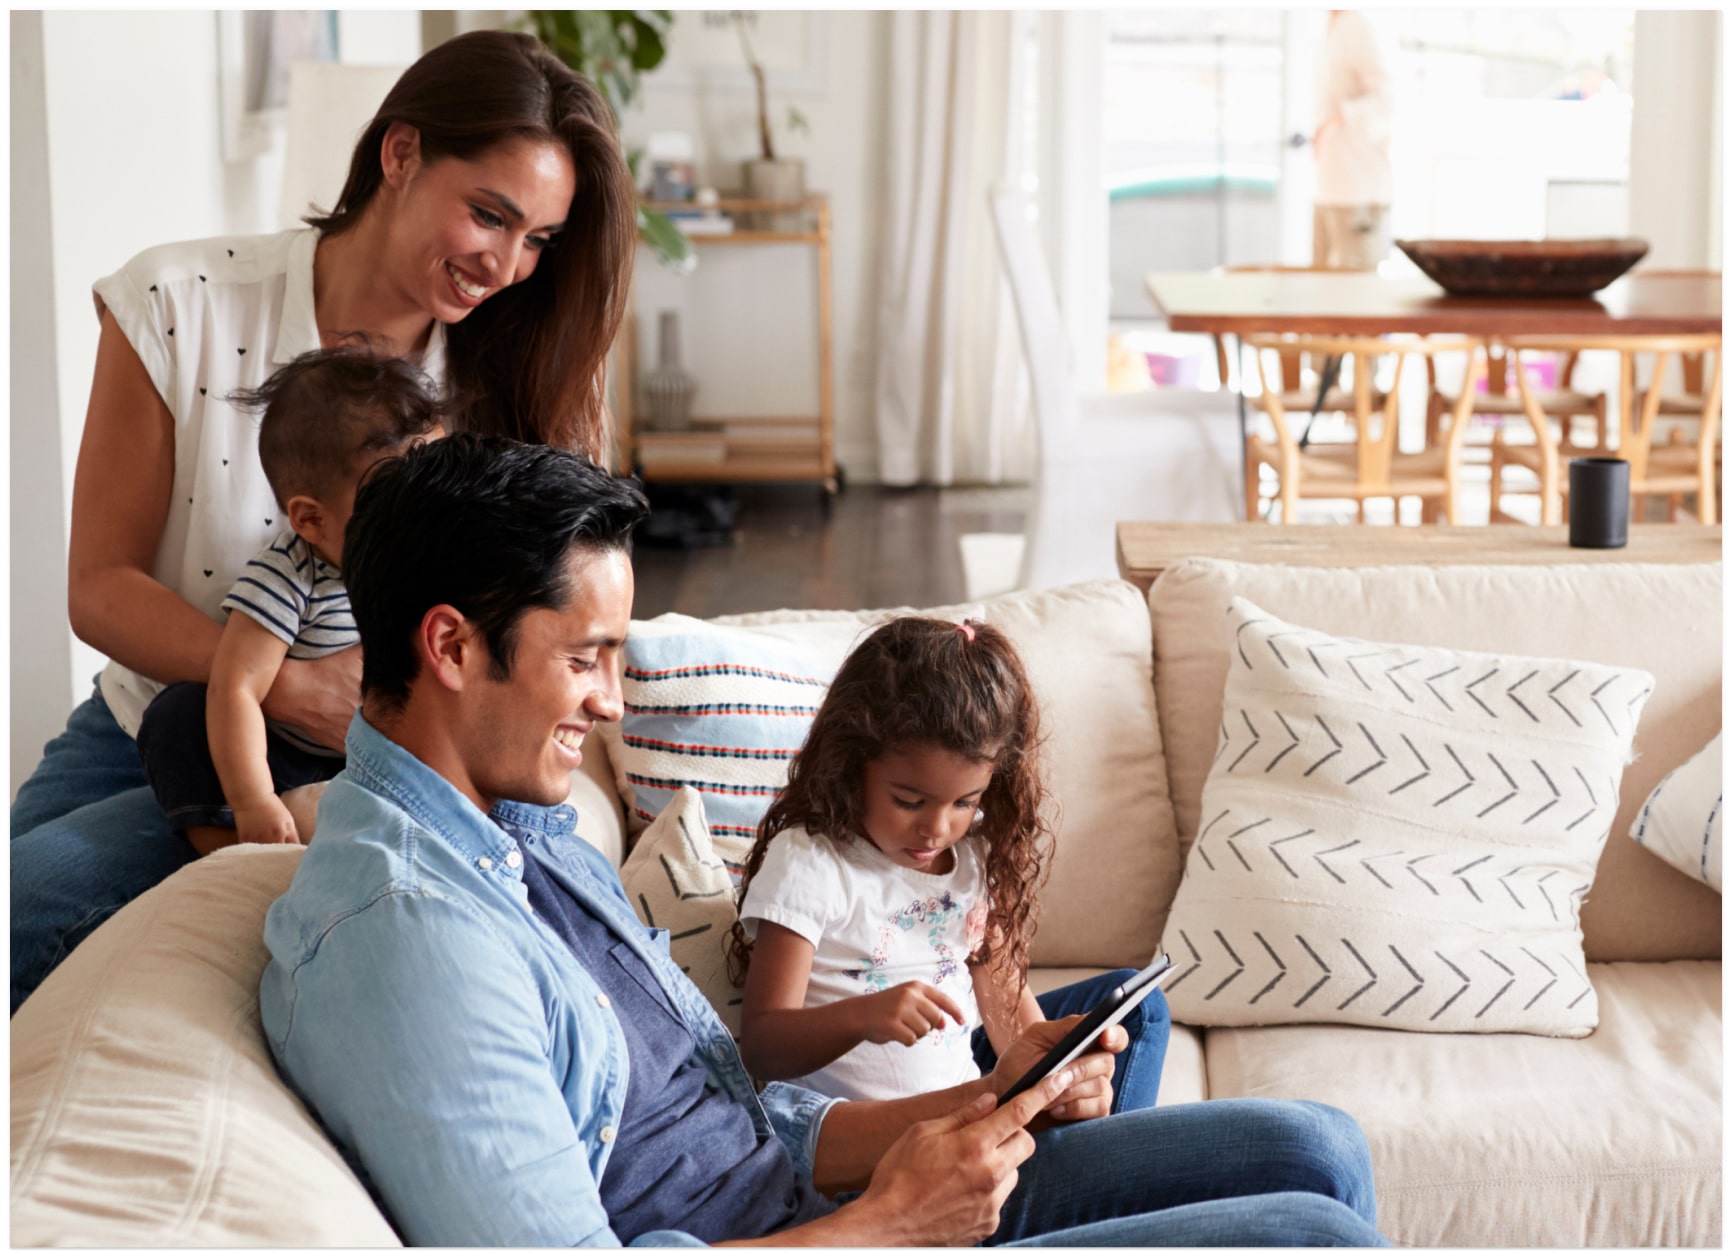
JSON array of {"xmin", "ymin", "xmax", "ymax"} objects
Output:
[
  {"xmin": 263, "ymin": 646, "xmax": 362, "ymax": 752},
  {"xmin": 846, "ymin": 1070, "xmax": 1072, "ymax": 1245},
  {"xmin": 985, "ymin": 1015, "xmax": 1127, "ymax": 1125},
  {"xmin": 850, "ymin": 981, "xmax": 968, "ymax": 1047},
  {"xmin": 232, "ymin": 794, "xmax": 302, "ymax": 846}
]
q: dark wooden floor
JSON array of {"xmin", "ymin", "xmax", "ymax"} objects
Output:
[{"xmin": 631, "ymin": 483, "xmax": 1028, "ymax": 618}]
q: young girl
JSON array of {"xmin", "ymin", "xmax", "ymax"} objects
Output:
[{"xmin": 729, "ymin": 616, "xmax": 1170, "ymax": 1108}]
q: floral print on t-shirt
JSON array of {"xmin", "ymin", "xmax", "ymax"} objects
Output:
[{"xmin": 847, "ymin": 891, "xmax": 970, "ymax": 990}]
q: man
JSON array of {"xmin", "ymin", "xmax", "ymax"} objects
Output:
[
  {"xmin": 260, "ymin": 433, "xmax": 1386, "ymax": 1246},
  {"xmin": 1312, "ymin": 9, "xmax": 1395, "ymax": 271}
]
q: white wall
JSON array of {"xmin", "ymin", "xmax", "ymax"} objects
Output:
[
  {"xmin": 621, "ymin": 12, "xmax": 891, "ymax": 480},
  {"xmin": 12, "ymin": 12, "xmax": 71, "ymax": 796},
  {"xmin": 1629, "ymin": 9, "xmax": 1722, "ymax": 268},
  {"xmin": 12, "ymin": 11, "xmax": 419, "ymax": 794}
]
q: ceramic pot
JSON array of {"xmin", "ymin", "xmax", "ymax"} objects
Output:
[
  {"xmin": 644, "ymin": 310, "xmax": 697, "ymax": 431},
  {"xmin": 742, "ymin": 158, "xmax": 806, "ymax": 232}
]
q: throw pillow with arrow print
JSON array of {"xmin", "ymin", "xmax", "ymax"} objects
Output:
[{"xmin": 1159, "ymin": 597, "xmax": 1654, "ymax": 1037}]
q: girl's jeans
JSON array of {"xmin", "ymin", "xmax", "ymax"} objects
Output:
[
  {"xmin": 972, "ymin": 969, "xmax": 1171, "ymax": 1115},
  {"xmin": 12, "ymin": 688, "xmax": 195, "ymax": 1014}
]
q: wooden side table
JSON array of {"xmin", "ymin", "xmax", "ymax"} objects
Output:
[
  {"xmin": 618, "ymin": 195, "xmax": 837, "ymax": 493},
  {"xmin": 1115, "ymin": 522, "xmax": 1723, "ymax": 595}
]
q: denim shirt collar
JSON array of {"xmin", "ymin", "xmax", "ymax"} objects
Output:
[{"xmin": 341, "ymin": 710, "xmax": 572, "ymax": 883}]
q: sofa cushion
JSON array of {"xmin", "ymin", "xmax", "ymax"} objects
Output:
[
  {"xmin": 697, "ymin": 579, "xmax": 1179, "ymax": 970},
  {"xmin": 596, "ymin": 616, "xmax": 834, "ymax": 862},
  {"xmin": 618, "ymin": 785, "xmax": 745, "ymax": 1035},
  {"xmin": 9, "ymin": 846, "xmax": 401, "ymax": 1247},
  {"xmin": 1630, "ymin": 731, "xmax": 1723, "ymax": 892},
  {"xmin": 1200, "ymin": 960, "xmax": 1722, "ymax": 1246},
  {"xmin": 1159, "ymin": 597, "xmax": 1651, "ymax": 1037},
  {"xmin": 570, "ymin": 729, "xmax": 628, "ymax": 867},
  {"xmin": 1150, "ymin": 560, "xmax": 1722, "ymax": 963}
]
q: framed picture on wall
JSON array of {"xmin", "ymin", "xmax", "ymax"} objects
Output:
[
  {"xmin": 218, "ymin": 9, "xmax": 340, "ymax": 161},
  {"xmin": 652, "ymin": 10, "xmax": 827, "ymax": 93}
]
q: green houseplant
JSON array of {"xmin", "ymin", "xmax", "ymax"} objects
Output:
[
  {"xmin": 522, "ymin": 9, "xmax": 692, "ymax": 268},
  {"xmin": 733, "ymin": 11, "xmax": 809, "ymax": 231}
]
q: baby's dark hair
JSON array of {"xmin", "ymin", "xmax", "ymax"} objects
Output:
[
  {"xmin": 228, "ymin": 344, "xmax": 445, "ymax": 509},
  {"xmin": 727, "ymin": 616, "xmax": 1053, "ymax": 992}
]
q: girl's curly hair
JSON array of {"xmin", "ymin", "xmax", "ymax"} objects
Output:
[{"xmin": 726, "ymin": 616, "xmax": 1053, "ymax": 997}]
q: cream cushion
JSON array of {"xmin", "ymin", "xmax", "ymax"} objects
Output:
[
  {"xmin": 1150, "ymin": 560, "xmax": 1722, "ymax": 963},
  {"xmin": 569, "ymin": 731, "xmax": 627, "ymax": 867},
  {"xmin": 1161, "ymin": 597, "xmax": 1651, "ymax": 1036},
  {"xmin": 653, "ymin": 579, "xmax": 1179, "ymax": 970},
  {"xmin": 1629, "ymin": 731, "xmax": 1724, "ymax": 892},
  {"xmin": 1202, "ymin": 960, "xmax": 1723, "ymax": 1246},
  {"xmin": 617, "ymin": 785, "xmax": 745, "ymax": 1035},
  {"xmin": 9, "ymin": 846, "xmax": 399, "ymax": 1247}
]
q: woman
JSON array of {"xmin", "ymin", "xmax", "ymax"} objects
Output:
[{"xmin": 11, "ymin": 29, "xmax": 637, "ymax": 1013}]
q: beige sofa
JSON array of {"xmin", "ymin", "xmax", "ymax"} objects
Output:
[{"xmin": 11, "ymin": 557, "xmax": 1721, "ymax": 1247}]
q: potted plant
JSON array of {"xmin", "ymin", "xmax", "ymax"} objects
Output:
[
  {"xmin": 733, "ymin": 11, "xmax": 809, "ymax": 231},
  {"xmin": 523, "ymin": 9, "xmax": 693, "ymax": 269}
]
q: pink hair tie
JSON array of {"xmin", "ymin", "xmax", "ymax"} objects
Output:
[{"xmin": 957, "ymin": 622, "xmax": 976, "ymax": 643}]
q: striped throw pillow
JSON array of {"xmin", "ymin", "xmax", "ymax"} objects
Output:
[{"xmin": 598, "ymin": 618, "xmax": 836, "ymax": 874}]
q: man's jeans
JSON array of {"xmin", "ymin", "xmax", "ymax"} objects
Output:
[
  {"xmin": 11, "ymin": 689, "xmax": 196, "ymax": 1014},
  {"xmin": 994, "ymin": 1097, "xmax": 1387, "ymax": 1246}
]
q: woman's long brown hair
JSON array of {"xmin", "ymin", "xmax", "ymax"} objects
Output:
[
  {"xmin": 306, "ymin": 30, "xmax": 635, "ymax": 462},
  {"xmin": 727, "ymin": 617, "xmax": 1054, "ymax": 996}
]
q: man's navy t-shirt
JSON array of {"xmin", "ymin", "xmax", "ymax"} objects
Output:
[{"xmin": 519, "ymin": 852, "xmax": 833, "ymax": 1243}]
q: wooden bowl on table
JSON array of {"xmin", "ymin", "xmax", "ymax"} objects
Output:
[{"xmin": 1396, "ymin": 238, "xmax": 1650, "ymax": 298}]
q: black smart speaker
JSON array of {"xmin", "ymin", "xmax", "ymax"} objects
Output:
[{"xmin": 1568, "ymin": 457, "xmax": 1630, "ymax": 549}]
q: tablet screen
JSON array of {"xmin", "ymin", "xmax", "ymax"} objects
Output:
[{"xmin": 996, "ymin": 953, "xmax": 1174, "ymax": 1106}]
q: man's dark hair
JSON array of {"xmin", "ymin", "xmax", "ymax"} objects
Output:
[
  {"xmin": 343, "ymin": 432, "xmax": 649, "ymax": 711},
  {"xmin": 230, "ymin": 345, "xmax": 445, "ymax": 508}
]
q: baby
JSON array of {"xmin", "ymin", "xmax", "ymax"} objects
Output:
[{"xmin": 135, "ymin": 346, "xmax": 443, "ymax": 856}]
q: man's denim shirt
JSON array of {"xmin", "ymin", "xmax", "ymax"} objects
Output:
[{"xmin": 259, "ymin": 713, "xmax": 839, "ymax": 1247}]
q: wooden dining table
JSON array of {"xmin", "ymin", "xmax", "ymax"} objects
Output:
[
  {"xmin": 1143, "ymin": 269, "xmax": 1723, "ymax": 522},
  {"xmin": 1143, "ymin": 270, "xmax": 1723, "ymax": 338}
]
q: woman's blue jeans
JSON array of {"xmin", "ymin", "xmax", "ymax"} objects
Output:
[
  {"xmin": 993, "ymin": 1097, "xmax": 1387, "ymax": 1246},
  {"xmin": 11, "ymin": 689, "xmax": 195, "ymax": 1014},
  {"xmin": 972, "ymin": 969, "xmax": 1170, "ymax": 1114}
]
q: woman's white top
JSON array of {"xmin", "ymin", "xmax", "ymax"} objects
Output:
[
  {"xmin": 1314, "ymin": 9, "xmax": 1395, "ymax": 207},
  {"xmin": 89, "ymin": 228, "xmax": 447, "ymax": 738},
  {"xmin": 739, "ymin": 826, "xmax": 990, "ymax": 1101}
]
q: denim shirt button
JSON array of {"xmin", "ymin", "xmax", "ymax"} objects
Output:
[
  {"xmin": 599, "ymin": 1125, "xmax": 617, "ymax": 1144},
  {"xmin": 477, "ymin": 856, "xmax": 494, "ymax": 871},
  {"xmin": 596, "ymin": 993, "xmax": 612, "ymax": 1010},
  {"xmin": 505, "ymin": 850, "xmax": 523, "ymax": 868}
]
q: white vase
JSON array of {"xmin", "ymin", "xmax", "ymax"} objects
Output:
[{"xmin": 644, "ymin": 310, "xmax": 697, "ymax": 431}]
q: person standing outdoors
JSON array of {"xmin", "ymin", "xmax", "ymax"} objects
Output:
[{"xmin": 1312, "ymin": 10, "xmax": 1395, "ymax": 271}]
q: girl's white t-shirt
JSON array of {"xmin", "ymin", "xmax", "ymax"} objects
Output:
[
  {"xmin": 88, "ymin": 228, "xmax": 448, "ymax": 737},
  {"xmin": 739, "ymin": 826, "xmax": 990, "ymax": 1101}
]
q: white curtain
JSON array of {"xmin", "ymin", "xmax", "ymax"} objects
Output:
[{"xmin": 873, "ymin": 11, "xmax": 1033, "ymax": 486}]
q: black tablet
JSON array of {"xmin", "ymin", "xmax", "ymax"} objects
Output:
[{"xmin": 996, "ymin": 953, "xmax": 1175, "ymax": 1106}]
